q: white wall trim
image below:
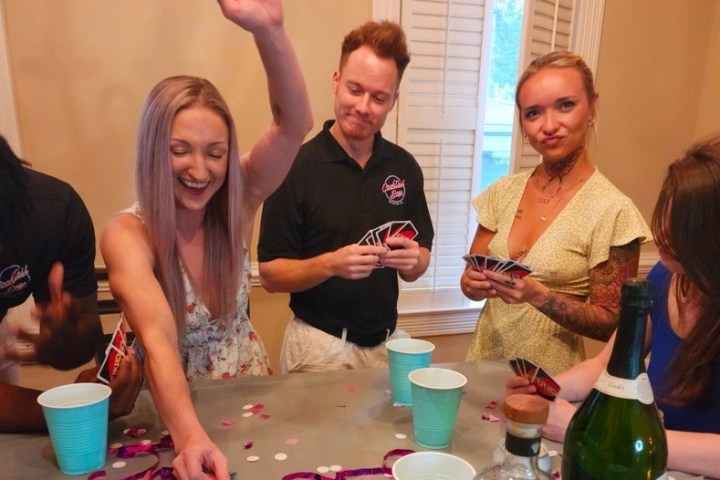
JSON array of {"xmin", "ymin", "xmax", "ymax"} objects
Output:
[{"xmin": 0, "ymin": 4, "xmax": 22, "ymax": 153}]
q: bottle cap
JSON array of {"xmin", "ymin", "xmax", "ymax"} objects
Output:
[{"xmin": 504, "ymin": 394, "xmax": 549, "ymax": 424}]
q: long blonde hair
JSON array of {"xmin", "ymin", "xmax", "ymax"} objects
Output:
[{"xmin": 136, "ymin": 76, "xmax": 244, "ymax": 328}]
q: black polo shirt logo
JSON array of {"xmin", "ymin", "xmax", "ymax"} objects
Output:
[
  {"xmin": 0, "ymin": 264, "xmax": 30, "ymax": 298},
  {"xmin": 382, "ymin": 175, "xmax": 406, "ymax": 205}
]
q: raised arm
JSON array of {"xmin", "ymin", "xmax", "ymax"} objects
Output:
[
  {"xmin": 218, "ymin": 0, "xmax": 312, "ymax": 212},
  {"xmin": 100, "ymin": 214, "xmax": 228, "ymax": 480}
]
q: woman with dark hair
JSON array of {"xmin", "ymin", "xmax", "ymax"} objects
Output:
[
  {"xmin": 507, "ymin": 133, "xmax": 720, "ymax": 478},
  {"xmin": 100, "ymin": 0, "xmax": 312, "ymax": 477}
]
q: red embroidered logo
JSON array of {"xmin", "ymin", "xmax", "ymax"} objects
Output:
[{"xmin": 382, "ymin": 175, "xmax": 406, "ymax": 205}]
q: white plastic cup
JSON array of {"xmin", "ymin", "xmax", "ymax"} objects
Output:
[
  {"xmin": 37, "ymin": 383, "xmax": 111, "ymax": 475},
  {"xmin": 392, "ymin": 451, "xmax": 476, "ymax": 480}
]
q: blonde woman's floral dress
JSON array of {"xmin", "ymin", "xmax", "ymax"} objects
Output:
[
  {"xmin": 180, "ymin": 250, "xmax": 272, "ymax": 380},
  {"xmin": 120, "ymin": 204, "xmax": 271, "ymax": 380}
]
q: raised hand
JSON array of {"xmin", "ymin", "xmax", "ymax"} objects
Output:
[{"xmin": 216, "ymin": 0, "xmax": 283, "ymax": 34}]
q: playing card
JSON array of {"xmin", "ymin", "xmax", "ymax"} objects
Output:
[
  {"xmin": 97, "ymin": 344, "xmax": 126, "ymax": 384},
  {"xmin": 96, "ymin": 318, "xmax": 128, "ymax": 384},
  {"xmin": 508, "ymin": 358, "xmax": 522, "ymax": 376},
  {"xmin": 388, "ymin": 220, "xmax": 418, "ymax": 241},
  {"xmin": 511, "ymin": 357, "xmax": 561, "ymax": 401},
  {"xmin": 532, "ymin": 367, "xmax": 561, "ymax": 401},
  {"xmin": 502, "ymin": 262, "xmax": 533, "ymax": 279},
  {"xmin": 372, "ymin": 222, "xmax": 393, "ymax": 247},
  {"xmin": 358, "ymin": 230, "xmax": 375, "ymax": 246}
]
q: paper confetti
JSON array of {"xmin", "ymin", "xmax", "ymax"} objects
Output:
[{"xmin": 481, "ymin": 414, "xmax": 502, "ymax": 423}]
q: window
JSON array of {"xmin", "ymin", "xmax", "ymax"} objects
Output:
[{"xmin": 374, "ymin": 0, "xmax": 605, "ymax": 336}]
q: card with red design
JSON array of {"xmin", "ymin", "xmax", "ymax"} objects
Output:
[
  {"xmin": 358, "ymin": 220, "xmax": 418, "ymax": 250},
  {"xmin": 463, "ymin": 254, "xmax": 532, "ymax": 279},
  {"xmin": 508, "ymin": 356, "xmax": 561, "ymax": 401},
  {"xmin": 97, "ymin": 317, "xmax": 128, "ymax": 384}
]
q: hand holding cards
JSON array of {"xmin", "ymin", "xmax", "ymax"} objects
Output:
[
  {"xmin": 463, "ymin": 253, "xmax": 533, "ymax": 279},
  {"xmin": 358, "ymin": 220, "xmax": 419, "ymax": 249},
  {"xmin": 509, "ymin": 356, "xmax": 561, "ymax": 401}
]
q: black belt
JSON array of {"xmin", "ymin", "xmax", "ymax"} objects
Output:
[{"xmin": 316, "ymin": 323, "xmax": 390, "ymax": 348}]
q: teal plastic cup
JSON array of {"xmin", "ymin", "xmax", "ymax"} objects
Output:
[
  {"xmin": 386, "ymin": 338, "xmax": 435, "ymax": 406},
  {"xmin": 37, "ymin": 383, "xmax": 111, "ymax": 475},
  {"xmin": 409, "ymin": 367, "xmax": 467, "ymax": 449}
]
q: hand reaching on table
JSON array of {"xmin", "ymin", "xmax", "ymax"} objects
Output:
[{"xmin": 172, "ymin": 440, "xmax": 230, "ymax": 480}]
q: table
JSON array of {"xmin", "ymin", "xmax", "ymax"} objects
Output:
[{"xmin": 0, "ymin": 361, "xmax": 700, "ymax": 479}]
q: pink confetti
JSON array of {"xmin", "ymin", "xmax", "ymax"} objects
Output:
[
  {"xmin": 346, "ymin": 385, "xmax": 358, "ymax": 393},
  {"xmin": 258, "ymin": 414, "xmax": 271, "ymax": 420},
  {"xmin": 485, "ymin": 400, "xmax": 498, "ymax": 409},
  {"xmin": 285, "ymin": 438, "xmax": 299, "ymax": 445},
  {"xmin": 122, "ymin": 427, "xmax": 147, "ymax": 438},
  {"xmin": 481, "ymin": 414, "xmax": 502, "ymax": 423},
  {"xmin": 222, "ymin": 419, "xmax": 236, "ymax": 427},
  {"xmin": 244, "ymin": 441, "xmax": 254, "ymax": 449}
]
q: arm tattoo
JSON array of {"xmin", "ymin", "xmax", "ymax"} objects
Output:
[{"xmin": 537, "ymin": 240, "xmax": 641, "ymax": 341}]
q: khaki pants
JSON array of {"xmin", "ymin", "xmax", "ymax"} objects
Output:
[{"xmin": 280, "ymin": 316, "xmax": 410, "ymax": 374}]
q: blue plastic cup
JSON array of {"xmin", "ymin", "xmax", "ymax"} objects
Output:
[
  {"xmin": 409, "ymin": 367, "xmax": 467, "ymax": 449},
  {"xmin": 385, "ymin": 338, "xmax": 435, "ymax": 406},
  {"xmin": 37, "ymin": 383, "xmax": 111, "ymax": 475}
]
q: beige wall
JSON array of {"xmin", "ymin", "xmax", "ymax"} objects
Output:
[
  {"xmin": 593, "ymin": 0, "xmax": 720, "ymax": 233},
  {"xmin": 5, "ymin": 1, "xmax": 720, "ymax": 371}
]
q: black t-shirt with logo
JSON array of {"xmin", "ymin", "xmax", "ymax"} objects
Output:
[
  {"xmin": 0, "ymin": 169, "xmax": 96, "ymax": 320},
  {"xmin": 258, "ymin": 120, "xmax": 434, "ymax": 338}
]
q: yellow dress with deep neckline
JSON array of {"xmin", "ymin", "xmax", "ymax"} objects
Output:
[{"xmin": 465, "ymin": 169, "xmax": 651, "ymax": 374}]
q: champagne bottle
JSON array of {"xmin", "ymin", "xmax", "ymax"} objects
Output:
[
  {"xmin": 562, "ymin": 278, "xmax": 668, "ymax": 479},
  {"xmin": 473, "ymin": 394, "xmax": 554, "ymax": 480}
]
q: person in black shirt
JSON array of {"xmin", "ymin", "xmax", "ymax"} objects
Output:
[
  {"xmin": 258, "ymin": 21, "xmax": 434, "ymax": 373},
  {"xmin": 0, "ymin": 136, "xmax": 141, "ymax": 432}
]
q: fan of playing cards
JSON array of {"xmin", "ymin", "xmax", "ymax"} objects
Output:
[
  {"xmin": 463, "ymin": 254, "xmax": 533, "ymax": 279},
  {"xmin": 358, "ymin": 220, "xmax": 418, "ymax": 249},
  {"xmin": 509, "ymin": 356, "xmax": 561, "ymax": 401}
]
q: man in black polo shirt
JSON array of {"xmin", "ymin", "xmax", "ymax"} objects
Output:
[{"xmin": 258, "ymin": 21, "xmax": 434, "ymax": 373}]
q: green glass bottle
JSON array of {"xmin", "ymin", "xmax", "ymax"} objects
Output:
[{"xmin": 562, "ymin": 279, "xmax": 668, "ymax": 479}]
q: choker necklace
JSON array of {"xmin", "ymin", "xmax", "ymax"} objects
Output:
[{"xmin": 537, "ymin": 148, "xmax": 583, "ymax": 195}]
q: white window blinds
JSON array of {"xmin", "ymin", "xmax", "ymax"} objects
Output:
[
  {"xmin": 511, "ymin": 0, "xmax": 575, "ymax": 173},
  {"xmin": 397, "ymin": 0, "xmax": 489, "ymax": 297}
]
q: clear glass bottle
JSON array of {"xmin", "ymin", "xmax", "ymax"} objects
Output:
[
  {"xmin": 473, "ymin": 393, "xmax": 554, "ymax": 479},
  {"xmin": 562, "ymin": 278, "xmax": 668, "ymax": 479}
]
